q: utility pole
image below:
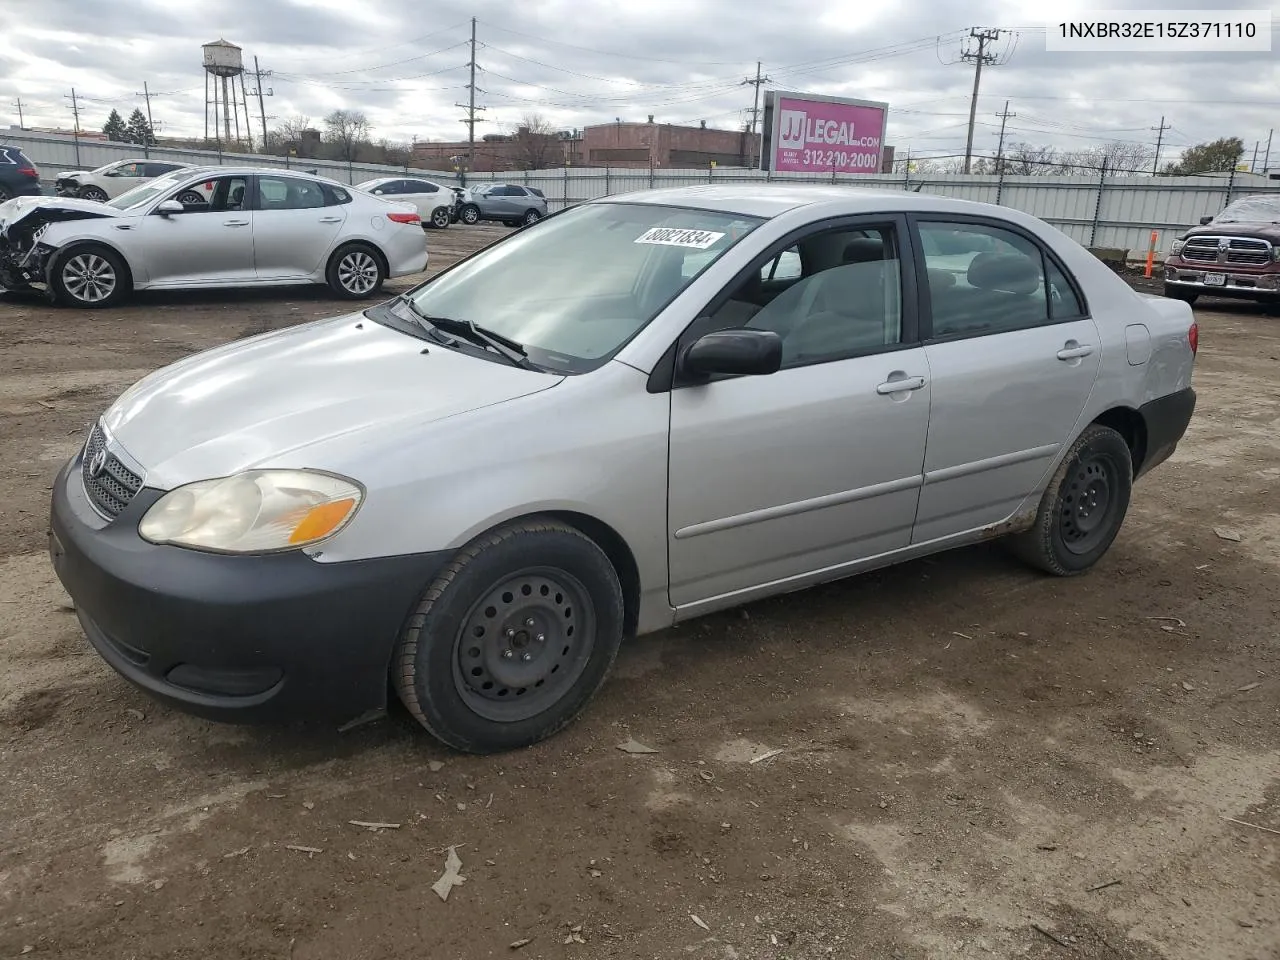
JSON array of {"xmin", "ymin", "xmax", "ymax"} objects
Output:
[
  {"xmin": 960, "ymin": 28, "xmax": 1005, "ymax": 174},
  {"xmin": 1151, "ymin": 115, "xmax": 1171, "ymax": 175},
  {"xmin": 454, "ymin": 16, "xmax": 486, "ymax": 183},
  {"xmin": 1264, "ymin": 128, "xmax": 1274, "ymax": 174},
  {"xmin": 135, "ymin": 81, "xmax": 156, "ymax": 157},
  {"xmin": 994, "ymin": 99, "xmax": 1015, "ymax": 174},
  {"xmin": 12, "ymin": 97, "xmax": 24, "ymax": 130},
  {"xmin": 64, "ymin": 88, "xmax": 82, "ymax": 167},
  {"xmin": 250, "ymin": 56, "xmax": 273, "ymax": 153},
  {"xmin": 1252, "ymin": 140, "xmax": 1260, "ymax": 172},
  {"xmin": 741, "ymin": 61, "xmax": 772, "ymax": 169}
]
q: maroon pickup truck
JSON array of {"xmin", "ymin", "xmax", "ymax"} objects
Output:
[{"xmin": 1164, "ymin": 194, "xmax": 1280, "ymax": 308}]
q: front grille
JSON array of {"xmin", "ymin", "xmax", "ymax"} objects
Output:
[
  {"xmin": 81, "ymin": 423, "xmax": 143, "ymax": 519},
  {"xmin": 1181, "ymin": 235, "xmax": 1273, "ymax": 266}
]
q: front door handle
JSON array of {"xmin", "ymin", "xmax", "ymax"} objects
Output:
[
  {"xmin": 223, "ymin": 219, "xmax": 249, "ymax": 227},
  {"xmin": 1057, "ymin": 343, "xmax": 1094, "ymax": 360},
  {"xmin": 876, "ymin": 375, "xmax": 927, "ymax": 395},
  {"xmin": 318, "ymin": 216, "xmax": 342, "ymax": 223}
]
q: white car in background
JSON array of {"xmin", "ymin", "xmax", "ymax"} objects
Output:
[
  {"xmin": 0, "ymin": 165, "xmax": 429, "ymax": 307},
  {"xmin": 55, "ymin": 158, "xmax": 197, "ymax": 203},
  {"xmin": 355, "ymin": 176, "xmax": 455, "ymax": 229}
]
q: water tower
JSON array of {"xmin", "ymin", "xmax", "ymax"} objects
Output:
[{"xmin": 203, "ymin": 39, "xmax": 252, "ymax": 150}]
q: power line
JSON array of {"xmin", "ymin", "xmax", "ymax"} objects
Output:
[
  {"xmin": 742, "ymin": 61, "xmax": 771, "ymax": 168},
  {"xmin": 1151, "ymin": 115, "xmax": 1171, "ymax": 175}
]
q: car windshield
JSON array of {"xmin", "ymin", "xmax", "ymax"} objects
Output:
[
  {"xmin": 105, "ymin": 172, "xmax": 189, "ymax": 210},
  {"xmin": 397, "ymin": 201, "xmax": 764, "ymax": 372},
  {"xmin": 1213, "ymin": 194, "xmax": 1280, "ymax": 223}
]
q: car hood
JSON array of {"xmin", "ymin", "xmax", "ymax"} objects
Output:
[
  {"xmin": 101, "ymin": 310, "xmax": 564, "ymax": 488},
  {"xmin": 0, "ymin": 195, "xmax": 122, "ymax": 238},
  {"xmin": 1184, "ymin": 220, "xmax": 1280, "ymax": 239},
  {"xmin": 56, "ymin": 170, "xmax": 91, "ymax": 179}
]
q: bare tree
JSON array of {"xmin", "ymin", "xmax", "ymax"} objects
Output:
[
  {"xmin": 997, "ymin": 141, "xmax": 1061, "ymax": 175},
  {"xmin": 511, "ymin": 113, "xmax": 559, "ymax": 170},
  {"xmin": 1060, "ymin": 141, "xmax": 1155, "ymax": 175},
  {"xmin": 324, "ymin": 109, "xmax": 371, "ymax": 163}
]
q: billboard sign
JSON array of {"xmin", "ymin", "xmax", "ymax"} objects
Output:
[{"xmin": 760, "ymin": 91, "xmax": 889, "ymax": 175}]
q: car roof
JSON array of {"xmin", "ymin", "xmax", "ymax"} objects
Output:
[
  {"xmin": 173, "ymin": 165, "xmax": 351, "ymax": 185},
  {"xmin": 597, "ymin": 183, "xmax": 1014, "ymax": 220}
]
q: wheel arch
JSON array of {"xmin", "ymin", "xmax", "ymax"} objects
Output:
[
  {"xmin": 328, "ymin": 237, "xmax": 389, "ymax": 279},
  {"xmin": 46, "ymin": 238, "xmax": 136, "ymax": 293},
  {"xmin": 1091, "ymin": 405, "xmax": 1147, "ymax": 475}
]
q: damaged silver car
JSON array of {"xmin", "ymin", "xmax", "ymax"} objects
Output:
[{"xmin": 0, "ymin": 165, "xmax": 431, "ymax": 308}]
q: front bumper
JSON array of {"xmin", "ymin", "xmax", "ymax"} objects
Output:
[
  {"xmin": 1136, "ymin": 387, "xmax": 1196, "ymax": 480},
  {"xmin": 54, "ymin": 178, "xmax": 80, "ymax": 197},
  {"xmin": 1165, "ymin": 261, "xmax": 1280, "ymax": 299},
  {"xmin": 48, "ymin": 453, "xmax": 452, "ymax": 725}
]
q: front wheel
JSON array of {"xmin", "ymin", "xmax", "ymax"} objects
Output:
[
  {"xmin": 326, "ymin": 243, "xmax": 385, "ymax": 299},
  {"xmin": 459, "ymin": 204, "xmax": 480, "ymax": 226},
  {"xmin": 392, "ymin": 518, "xmax": 625, "ymax": 754},
  {"xmin": 49, "ymin": 244, "xmax": 130, "ymax": 309},
  {"xmin": 77, "ymin": 185, "xmax": 108, "ymax": 203},
  {"xmin": 1007, "ymin": 424, "xmax": 1133, "ymax": 576}
]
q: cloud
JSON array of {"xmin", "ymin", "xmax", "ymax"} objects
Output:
[{"xmin": 2, "ymin": 0, "xmax": 1277, "ymax": 167}]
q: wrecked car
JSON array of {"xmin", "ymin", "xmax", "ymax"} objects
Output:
[
  {"xmin": 54, "ymin": 158, "xmax": 195, "ymax": 202},
  {"xmin": 0, "ymin": 165, "xmax": 430, "ymax": 307}
]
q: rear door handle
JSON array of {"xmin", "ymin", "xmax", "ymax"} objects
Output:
[
  {"xmin": 318, "ymin": 216, "xmax": 342, "ymax": 223},
  {"xmin": 223, "ymin": 219, "xmax": 249, "ymax": 227},
  {"xmin": 876, "ymin": 375, "xmax": 927, "ymax": 395},
  {"xmin": 1057, "ymin": 343, "xmax": 1094, "ymax": 360}
]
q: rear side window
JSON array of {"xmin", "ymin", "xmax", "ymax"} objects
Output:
[
  {"xmin": 0, "ymin": 148, "xmax": 18, "ymax": 166},
  {"xmin": 322, "ymin": 184, "xmax": 352, "ymax": 205}
]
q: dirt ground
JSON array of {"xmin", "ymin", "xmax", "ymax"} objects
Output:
[{"xmin": 0, "ymin": 225, "xmax": 1277, "ymax": 960}]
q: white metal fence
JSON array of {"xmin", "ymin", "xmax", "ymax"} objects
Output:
[{"xmin": 9, "ymin": 129, "xmax": 1278, "ymax": 262}]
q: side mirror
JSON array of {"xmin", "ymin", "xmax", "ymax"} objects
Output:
[
  {"xmin": 681, "ymin": 328, "xmax": 782, "ymax": 380},
  {"xmin": 155, "ymin": 199, "xmax": 185, "ymax": 216},
  {"xmin": 1199, "ymin": 215, "xmax": 1214, "ymax": 225}
]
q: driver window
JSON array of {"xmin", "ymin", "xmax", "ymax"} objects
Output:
[
  {"xmin": 695, "ymin": 226, "xmax": 903, "ymax": 368},
  {"xmin": 168, "ymin": 176, "xmax": 248, "ymax": 213},
  {"xmin": 118, "ymin": 163, "xmax": 142, "ymax": 177}
]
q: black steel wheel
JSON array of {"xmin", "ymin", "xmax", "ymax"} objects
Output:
[
  {"xmin": 1008, "ymin": 423, "xmax": 1133, "ymax": 576},
  {"xmin": 393, "ymin": 517, "xmax": 625, "ymax": 753}
]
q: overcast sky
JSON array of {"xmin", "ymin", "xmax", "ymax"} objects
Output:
[{"xmin": 3, "ymin": 0, "xmax": 1278, "ymax": 166}]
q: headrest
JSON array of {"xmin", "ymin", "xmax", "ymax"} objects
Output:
[
  {"xmin": 928, "ymin": 268, "xmax": 957, "ymax": 290},
  {"xmin": 967, "ymin": 251, "xmax": 1040, "ymax": 294},
  {"xmin": 843, "ymin": 238, "xmax": 886, "ymax": 263}
]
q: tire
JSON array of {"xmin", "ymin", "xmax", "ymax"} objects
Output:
[
  {"xmin": 392, "ymin": 517, "xmax": 626, "ymax": 754},
  {"xmin": 326, "ymin": 242, "xmax": 385, "ymax": 299},
  {"xmin": 1007, "ymin": 424, "xmax": 1133, "ymax": 576},
  {"xmin": 49, "ymin": 243, "xmax": 130, "ymax": 309},
  {"xmin": 521, "ymin": 209, "xmax": 541, "ymax": 226},
  {"xmin": 176, "ymin": 190, "xmax": 205, "ymax": 206},
  {"xmin": 77, "ymin": 185, "xmax": 108, "ymax": 203},
  {"xmin": 1163, "ymin": 285, "xmax": 1198, "ymax": 305},
  {"xmin": 459, "ymin": 204, "xmax": 480, "ymax": 226},
  {"xmin": 430, "ymin": 206, "xmax": 451, "ymax": 229}
]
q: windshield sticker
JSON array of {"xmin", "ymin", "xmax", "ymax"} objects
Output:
[{"xmin": 634, "ymin": 227, "xmax": 726, "ymax": 249}]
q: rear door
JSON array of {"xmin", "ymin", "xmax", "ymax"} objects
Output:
[
  {"xmin": 250, "ymin": 174, "xmax": 348, "ymax": 279},
  {"xmin": 909, "ymin": 216, "xmax": 1102, "ymax": 544},
  {"xmin": 401, "ymin": 178, "xmax": 444, "ymax": 219}
]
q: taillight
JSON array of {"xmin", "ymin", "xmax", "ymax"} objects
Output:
[
  {"xmin": 1188, "ymin": 321, "xmax": 1198, "ymax": 356},
  {"xmin": 387, "ymin": 212, "xmax": 421, "ymax": 225},
  {"xmin": 17, "ymin": 166, "xmax": 38, "ymax": 178}
]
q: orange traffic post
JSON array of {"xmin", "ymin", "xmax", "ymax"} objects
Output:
[{"xmin": 1144, "ymin": 229, "xmax": 1158, "ymax": 278}]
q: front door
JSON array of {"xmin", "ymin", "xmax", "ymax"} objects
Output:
[
  {"xmin": 666, "ymin": 217, "xmax": 931, "ymax": 612},
  {"xmin": 910, "ymin": 217, "xmax": 1103, "ymax": 544},
  {"xmin": 131, "ymin": 174, "xmax": 256, "ymax": 285},
  {"xmin": 250, "ymin": 174, "xmax": 348, "ymax": 279}
]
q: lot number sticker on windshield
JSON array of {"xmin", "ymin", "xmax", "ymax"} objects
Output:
[{"xmin": 634, "ymin": 227, "xmax": 726, "ymax": 249}]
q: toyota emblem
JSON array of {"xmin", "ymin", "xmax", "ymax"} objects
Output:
[{"xmin": 88, "ymin": 448, "xmax": 108, "ymax": 478}]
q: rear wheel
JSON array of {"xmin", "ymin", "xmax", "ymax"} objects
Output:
[
  {"xmin": 393, "ymin": 518, "xmax": 625, "ymax": 754},
  {"xmin": 1007, "ymin": 424, "xmax": 1133, "ymax": 576},
  {"xmin": 49, "ymin": 244, "xmax": 130, "ymax": 309},
  {"xmin": 176, "ymin": 190, "xmax": 205, "ymax": 206},
  {"xmin": 326, "ymin": 243, "xmax": 385, "ymax": 299},
  {"xmin": 521, "ymin": 209, "xmax": 541, "ymax": 226},
  {"xmin": 1163, "ymin": 285, "xmax": 1198, "ymax": 305},
  {"xmin": 77, "ymin": 185, "xmax": 108, "ymax": 203},
  {"xmin": 430, "ymin": 206, "xmax": 451, "ymax": 229}
]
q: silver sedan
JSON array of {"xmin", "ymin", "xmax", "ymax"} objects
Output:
[{"xmin": 0, "ymin": 165, "xmax": 429, "ymax": 308}]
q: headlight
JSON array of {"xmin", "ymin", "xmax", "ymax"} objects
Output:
[
  {"xmin": 1170, "ymin": 239, "xmax": 1185, "ymax": 256},
  {"xmin": 138, "ymin": 469, "xmax": 363, "ymax": 553}
]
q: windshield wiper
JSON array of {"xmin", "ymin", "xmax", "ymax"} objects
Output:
[{"xmin": 394, "ymin": 296, "xmax": 536, "ymax": 370}]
